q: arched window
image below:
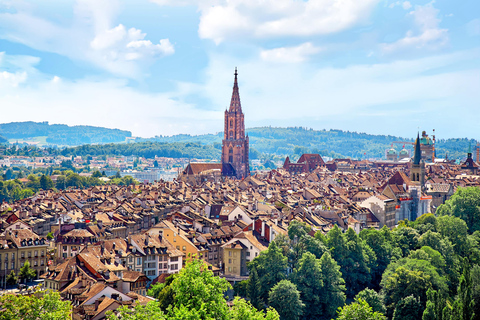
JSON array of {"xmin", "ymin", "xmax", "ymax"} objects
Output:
[
  {"xmin": 229, "ymin": 148, "xmax": 233, "ymax": 163},
  {"xmin": 229, "ymin": 131, "xmax": 233, "ymax": 139},
  {"xmin": 230, "ymin": 120, "xmax": 233, "ymax": 127}
]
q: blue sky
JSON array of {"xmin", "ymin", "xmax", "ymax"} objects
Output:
[{"xmin": 0, "ymin": 0, "xmax": 478, "ymax": 139}]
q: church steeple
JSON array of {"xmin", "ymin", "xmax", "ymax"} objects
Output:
[
  {"xmin": 222, "ymin": 67, "xmax": 249, "ymax": 179},
  {"xmin": 229, "ymin": 67, "xmax": 242, "ymax": 113},
  {"xmin": 413, "ymin": 132, "xmax": 421, "ymax": 165}
]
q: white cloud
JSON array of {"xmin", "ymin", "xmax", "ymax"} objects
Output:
[
  {"xmin": 197, "ymin": 0, "xmax": 380, "ymax": 44},
  {"xmin": 88, "ymin": 24, "xmax": 173, "ymax": 73},
  {"xmin": 0, "ymin": 0, "xmax": 174, "ymax": 78},
  {"xmin": 0, "ymin": 70, "xmax": 27, "ymax": 87},
  {"xmin": 260, "ymin": 42, "xmax": 322, "ymax": 63},
  {"xmin": 402, "ymin": 1, "xmax": 412, "ymax": 10},
  {"xmin": 382, "ymin": 2, "xmax": 448, "ymax": 53}
]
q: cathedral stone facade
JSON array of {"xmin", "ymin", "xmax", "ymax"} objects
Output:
[{"xmin": 221, "ymin": 68, "xmax": 250, "ymax": 179}]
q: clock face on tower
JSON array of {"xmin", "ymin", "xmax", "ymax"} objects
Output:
[{"xmin": 222, "ymin": 68, "xmax": 250, "ymax": 179}]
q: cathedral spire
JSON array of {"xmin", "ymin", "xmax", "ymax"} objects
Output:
[
  {"xmin": 413, "ymin": 132, "xmax": 421, "ymax": 165},
  {"xmin": 229, "ymin": 67, "xmax": 242, "ymax": 113}
]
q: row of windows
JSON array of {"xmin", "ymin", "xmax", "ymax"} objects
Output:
[{"xmin": 20, "ymin": 250, "xmax": 44, "ymax": 258}]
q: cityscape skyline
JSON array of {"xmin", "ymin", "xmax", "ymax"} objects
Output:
[{"xmin": 0, "ymin": 0, "xmax": 479, "ymax": 140}]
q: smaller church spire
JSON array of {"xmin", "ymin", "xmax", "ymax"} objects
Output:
[{"xmin": 413, "ymin": 132, "xmax": 421, "ymax": 165}]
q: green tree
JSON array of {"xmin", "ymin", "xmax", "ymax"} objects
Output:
[
  {"xmin": 55, "ymin": 175, "xmax": 66, "ymax": 189},
  {"xmin": 0, "ymin": 290, "xmax": 71, "ymax": 320},
  {"xmin": 107, "ymin": 301, "xmax": 166, "ymax": 320},
  {"xmin": 355, "ymin": 289, "xmax": 386, "ymax": 314},
  {"xmin": 437, "ymin": 186, "xmax": 480, "ymax": 233},
  {"xmin": 6, "ymin": 270, "xmax": 17, "ymax": 286},
  {"xmin": 457, "ymin": 259, "xmax": 475, "ymax": 320},
  {"xmin": 414, "ymin": 213, "xmax": 438, "ymax": 234},
  {"xmin": 336, "ymin": 298, "xmax": 387, "ymax": 320},
  {"xmin": 290, "ymin": 252, "xmax": 323, "ymax": 319},
  {"xmin": 249, "ymin": 241, "xmax": 288, "ymax": 302},
  {"xmin": 19, "ymin": 260, "xmax": 36, "ymax": 283},
  {"xmin": 381, "ymin": 257, "xmax": 447, "ymax": 318},
  {"xmin": 318, "ymin": 251, "xmax": 346, "ymax": 319},
  {"xmin": 39, "ymin": 174, "xmax": 54, "ymax": 190},
  {"xmin": 341, "ymin": 228, "xmax": 375, "ymax": 298},
  {"xmin": 25, "ymin": 174, "xmax": 40, "ymax": 191},
  {"xmin": 92, "ymin": 170, "xmax": 102, "ymax": 178},
  {"xmin": 422, "ymin": 288, "xmax": 448, "ymax": 320},
  {"xmin": 326, "ymin": 225, "xmax": 347, "ymax": 262},
  {"xmin": 169, "ymin": 258, "xmax": 231, "ymax": 320},
  {"xmin": 408, "ymin": 246, "xmax": 446, "ymax": 274},
  {"xmin": 248, "ymin": 267, "xmax": 263, "ymax": 310},
  {"xmin": 392, "ymin": 295, "xmax": 423, "ymax": 320},
  {"xmin": 418, "ymin": 230, "xmax": 460, "ymax": 293},
  {"xmin": 268, "ymin": 280, "xmax": 304, "ymax": 320},
  {"xmin": 392, "ymin": 226, "xmax": 420, "ymax": 257},
  {"xmin": 122, "ymin": 176, "xmax": 136, "ymax": 186},
  {"xmin": 46, "ymin": 231, "xmax": 54, "ymax": 240},
  {"xmin": 146, "ymin": 274, "xmax": 176, "ymax": 311},
  {"xmin": 437, "ymin": 215, "xmax": 470, "ymax": 256},
  {"xmin": 234, "ymin": 280, "xmax": 249, "ymax": 298},
  {"xmin": 230, "ymin": 297, "xmax": 279, "ymax": 320},
  {"xmin": 360, "ymin": 227, "xmax": 400, "ymax": 290}
]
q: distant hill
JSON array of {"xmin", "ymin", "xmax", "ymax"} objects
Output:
[
  {"xmin": 0, "ymin": 121, "xmax": 132, "ymax": 146},
  {"xmin": 144, "ymin": 127, "xmax": 410, "ymax": 159},
  {"xmin": 144, "ymin": 127, "xmax": 476, "ymax": 160},
  {"xmin": 0, "ymin": 123, "xmax": 475, "ymax": 160}
]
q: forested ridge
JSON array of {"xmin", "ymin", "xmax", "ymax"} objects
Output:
[
  {"xmin": 1, "ymin": 123, "xmax": 477, "ymax": 160},
  {"xmin": 0, "ymin": 121, "xmax": 131, "ymax": 145},
  {"xmin": 142, "ymin": 126, "xmax": 477, "ymax": 160}
]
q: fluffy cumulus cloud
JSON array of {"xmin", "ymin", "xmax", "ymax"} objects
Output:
[
  {"xmin": 89, "ymin": 24, "xmax": 174, "ymax": 72},
  {"xmin": 382, "ymin": 1, "xmax": 448, "ymax": 53},
  {"xmin": 0, "ymin": 0, "xmax": 174, "ymax": 78},
  {"xmin": 260, "ymin": 42, "xmax": 322, "ymax": 63},
  {"xmin": 197, "ymin": 0, "xmax": 380, "ymax": 43}
]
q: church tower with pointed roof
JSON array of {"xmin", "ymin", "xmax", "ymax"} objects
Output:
[
  {"xmin": 410, "ymin": 132, "xmax": 425, "ymax": 189},
  {"xmin": 221, "ymin": 68, "xmax": 250, "ymax": 179}
]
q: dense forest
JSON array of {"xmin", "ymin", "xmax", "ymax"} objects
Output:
[
  {"xmin": 146, "ymin": 127, "xmax": 476, "ymax": 160},
  {"xmin": 0, "ymin": 121, "xmax": 131, "ymax": 145},
  {"xmin": 54, "ymin": 141, "xmax": 221, "ymax": 159}
]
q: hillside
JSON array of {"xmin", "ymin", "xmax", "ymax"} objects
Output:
[
  {"xmin": 1, "ymin": 123, "xmax": 475, "ymax": 160},
  {"xmin": 145, "ymin": 127, "xmax": 475, "ymax": 160},
  {"xmin": 0, "ymin": 121, "xmax": 131, "ymax": 146}
]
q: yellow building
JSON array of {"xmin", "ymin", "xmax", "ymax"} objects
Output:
[
  {"xmin": 222, "ymin": 240, "xmax": 247, "ymax": 277},
  {"xmin": 0, "ymin": 229, "xmax": 49, "ymax": 286}
]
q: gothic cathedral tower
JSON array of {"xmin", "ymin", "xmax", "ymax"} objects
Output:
[{"xmin": 222, "ymin": 68, "xmax": 250, "ymax": 179}]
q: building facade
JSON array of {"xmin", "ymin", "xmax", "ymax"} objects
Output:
[{"xmin": 221, "ymin": 68, "xmax": 250, "ymax": 179}]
